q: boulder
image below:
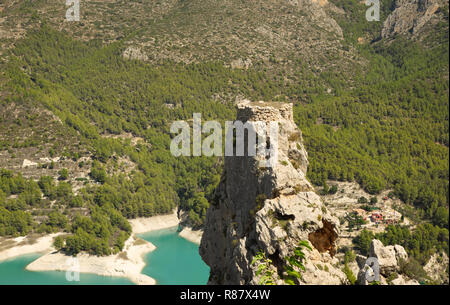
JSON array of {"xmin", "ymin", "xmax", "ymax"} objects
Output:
[{"xmin": 369, "ymin": 239, "xmax": 408, "ymax": 276}]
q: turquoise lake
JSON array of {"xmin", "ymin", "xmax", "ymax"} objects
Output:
[
  {"xmin": 139, "ymin": 226, "xmax": 210, "ymax": 285},
  {"xmin": 0, "ymin": 253, "xmax": 134, "ymax": 285},
  {"xmin": 0, "ymin": 227, "xmax": 209, "ymax": 285}
]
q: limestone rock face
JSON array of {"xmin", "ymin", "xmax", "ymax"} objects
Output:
[
  {"xmin": 381, "ymin": 0, "xmax": 442, "ymax": 38},
  {"xmin": 199, "ymin": 101, "xmax": 345, "ymax": 285},
  {"xmin": 357, "ymin": 239, "xmax": 417, "ymax": 285},
  {"xmin": 424, "ymin": 252, "xmax": 449, "ymax": 284},
  {"xmin": 370, "ymin": 239, "xmax": 407, "ymax": 276},
  {"xmin": 391, "ymin": 274, "xmax": 420, "ymax": 285},
  {"xmin": 122, "ymin": 46, "xmax": 148, "ymax": 61},
  {"xmin": 288, "ymin": 0, "xmax": 343, "ymax": 38},
  {"xmin": 22, "ymin": 159, "xmax": 38, "ymax": 168}
]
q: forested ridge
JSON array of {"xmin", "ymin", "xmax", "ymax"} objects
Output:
[
  {"xmin": 0, "ymin": 0, "xmax": 448, "ymax": 258},
  {"xmin": 295, "ymin": 37, "xmax": 449, "ymax": 229}
]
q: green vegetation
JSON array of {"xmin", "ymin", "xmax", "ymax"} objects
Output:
[
  {"xmin": 0, "ymin": 168, "xmax": 131, "ymax": 252},
  {"xmin": 361, "ymin": 205, "xmax": 380, "ymax": 212},
  {"xmin": 0, "ymin": 169, "xmax": 37, "ymax": 236},
  {"xmin": 341, "ymin": 248, "xmax": 357, "ymax": 285},
  {"xmin": 53, "ymin": 235, "xmax": 64, "ymax": 250},
  {"xmin": 252, "ymin": 240, "xmax": 312, "ymax": 285},
  {"xmin": 37, "ymin": 211, "xmax": 68, "ymax": 234},
  {"xmin": 0, "ymin": 0, "xmax": 448, "ymax": 260},
  {"xmin": 344, "ymin": 249, "xmax": 356, "ymax": 264},
  {"xmin": 283, "ymin": 240, "xmax": 312, "ymax": 285},
  {"xmin": 346, "ymin": 212, "xmax": 366, "ymax": 231},
  {"xmin": 343, "ymin": 264, "xmax": 357, "ymax": 285},
  {"xmin": 357, "ymin": 197, "xmax": 368, "ymax": 204},
  {"xmin": 398, "ymin": 257, "xmax": 430, "ymax": 283},
  {"xmin": 353, "ymin": 229, "xmax": 374, "ymax": 256},
  {"xmin": 320, "ymin": 183, "xmax": 338, "ymax": 195},
  {"xmin": 0, "ymin": 207, "xmax": 33, "ymax": 236},
  {"xmin": 63, "ymin": 207, "xmax": 131, "ymax": 255},
  {"xmin": 58, "ymin": 168, "xmax": 68, "ymax": 181},
  {"xmin": 294, "ymin": 35, "xmax": 449, "ymax": 229},
  {"xmin": 251, "ymin": 251, "xmax": 275, "ymax": 285},
  {"xmin": 0, "ymin": 25, "xmax": 237, "ymax": 251},
  {"xmin": 353, "ymin": 224, "xmax": 449, "ymax": 264}
]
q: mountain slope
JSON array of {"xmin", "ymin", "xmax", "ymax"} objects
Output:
[{"xmin": 0, "ymin": 0, "xmax": 448, "ymax": 268}]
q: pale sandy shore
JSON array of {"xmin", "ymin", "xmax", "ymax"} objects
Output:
[
  {"xmin": 0, "ymin": 233, "xmax": 62, "ymax": 263},
  {"xmin": 128, "ymin": 210, "xmax": 180, "ymax": 234},
  {"xmin": 128, "ymin": 209, "xmax": 203, "ymax": 244},
  {"xmin": 26, "ymin": 235, "xmax": 157, "ymax": 285},
  {"xmin": 179, "ymin": 227, "xmax": 202, "ymax": 245},
  {"xmin": 25, "ymin": 210, "xmax": 181, "ymax": 285}
]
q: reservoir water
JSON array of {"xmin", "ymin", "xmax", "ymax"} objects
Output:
[
  {"xmin": 0, "ymin": 227, "xmax": 209, "ymax": 285},
  {"xmin": 0, "ymin": 253, "xmax": 133, "ymax": 285},
  {"xmin": 139, "ymin": 226, "xmax": 210, "ymax": 285}
]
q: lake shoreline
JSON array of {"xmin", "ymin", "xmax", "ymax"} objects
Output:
[
  {"xmin": 178, "ymin": 227, "xmax": 202, "ymax": 245},
  {"xmin": 25, "ymin": 210, "xmax": 181, "ymax": 285},
  {"xmin": 0, "ymin": 233, "xmax": 62, "ymax": 263},
  {"xmin": 137, "ymin": 226, "xmax": 209, "ymax": 284},
  {"xmin": 25, "ymin": 234, "xmax": 157, "ymax": 285}
]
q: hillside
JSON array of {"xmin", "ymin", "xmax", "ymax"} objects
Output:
[{"xmin": 0, "ymin": 0, "xmax": 448, "ymax": 282}]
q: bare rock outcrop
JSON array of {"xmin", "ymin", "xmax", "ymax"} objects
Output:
[
  {"xmin": 199, "ymin": 101, "xmax": 345, "ymax": 285},
  {"xmin": 288, "ymin": 0, "xmax": 343, "ymax": 38},
  {"xmin": 424, "ymin": 252, "xmax": 449, "ymax": 284},
  {"xmin": 370, "ymin": 239, "xmax": 408, "ymax": 276},
  {"xmin": 122, "ymin": 46, "xmax": 148, "ymax": 61},
  {"xmin": 357, "ymin": 239, "xmax": 419, "ymax": 285},
  {"xmin": 390, "ymin": 274, "xmax": 421, "ymax": 285},
  {"xmin": 381, "ymin": 0, "xmax": 442, "ymax": 38}
]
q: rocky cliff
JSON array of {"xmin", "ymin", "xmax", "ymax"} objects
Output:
[
  {"xmin": 199, "ymin": 101, "xmax": 346, "ymax": 285},
  {"xmin": 381, "ymin": 0, "xmax": 444, "ymax": 39}
]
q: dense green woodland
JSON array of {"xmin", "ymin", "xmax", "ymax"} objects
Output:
[
  {"xmin": 295, "ymin": 36, "xmax": 449, "ymax": 229},
  {"xmin": 0, "ymin": 2, "xmax": 448, "ymax": 258},
  {"xmin": 354, "ymin": 224, "xmax": 449, "ymax": 264}
]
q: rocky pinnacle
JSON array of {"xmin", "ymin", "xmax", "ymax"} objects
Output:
[{"xmin": 200, "ymin": 101, "xmax": 346, "ymax": 285}]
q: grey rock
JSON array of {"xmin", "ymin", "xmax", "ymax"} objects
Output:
[
  {"xmin": 391, "ymin": 274, "xmax": 420, "ymax": 285},
  {"xmin": 381, "ymin": 0, "xmax": 442, "ymax": 38},
  {"xmin": 424, "ymin": 252, "xmax": 449, "ymax": 284},
  {"xmin": 369, "ymin": 239, "xmax": 409, "ymax": 276},
  {"xmin": 356, "ymin": 254, "xmax": 368, "ymax": 269}
]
